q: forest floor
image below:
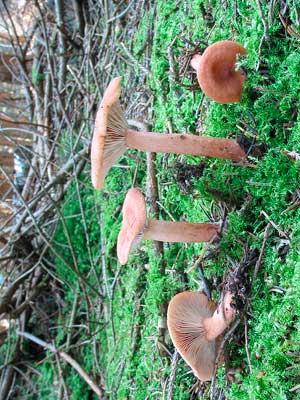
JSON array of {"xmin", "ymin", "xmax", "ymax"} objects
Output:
[{"xmin": 1, "ymin": 1, "xmax": 300, "ymax": 399}]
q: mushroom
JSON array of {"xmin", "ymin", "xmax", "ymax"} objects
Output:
[
  {"xmin": 117, "ymin": 188, "xmax": 220, "ymax": 265},
  {"xmin": 167, "ymin": 291, "xmax": 235, "ymax": 381},
  {"xmin": 91, "ymin": 77, "xmax": 247, "ymax": 189},
  {"xmin": 191, "ymin": 40, "xmax": 246, "ymax": 104},
  {"xmin": 0, "ymin": 319, "xmax": 9, "ymax": 334}
]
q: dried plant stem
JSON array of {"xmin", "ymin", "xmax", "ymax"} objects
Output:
[
  {"xmin": 256, "ymin": 0, "xmax": 270, "ymax": 43},
  {"xmin": 16, "ymin": 331, "xmax": 103, "ymax": 398},
  {"xmin": 0, "ymin": 365, "xmax": 15, "ymax": 400},
  {"xmin": 146, "ymin": 151, "xmax": 164, "ymax": 259},
  {"xmin": 253, "ymin": 223, "xmax": 271, "ymax": 279},
  {"xmin": 244, "ymin": 317, "xmax": 253, "ymax": 374},
  {"xmin": 167, "ymin": 350, "xmax": 179, "ymax": 400},
  {"xmin": 210, "ymin": 319, "xmax": 241, "ymax": 400},
  {"xmin": 260, "ymin": 210, "xmax": 288, "ymax": 238}
]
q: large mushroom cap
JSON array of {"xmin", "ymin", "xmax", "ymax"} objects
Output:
[
  {"xmin": 117, "ymin": 188, "xmax": 147, "ymax": 265},
  {"xmin": 91, "ymin": 77, "xmax": 129, "ymax": 189},
  {"xmin": 196, "ymin": 40, "xmax": 246, "ymax": 104},
  {"xmin": 167, "ymin": 292, "xmax": 219, "ymax": 381}
]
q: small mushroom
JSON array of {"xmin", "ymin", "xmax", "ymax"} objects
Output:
[
  {"xmin": 91, "ymin": 77, "xmax": 247, "ymax": 189},
  {"xmin": 117, "ymin": 188, "xmax": 220, "ymax": 265},
  {"xmin": 0, "ymin": 319, "xmax": 9, "ymax": 334},
  {"xmin": 191, "ymin": 40, "xmax": 246, "ymax": 104},
  {"xmin": 167, "ymin": 291, "xmax": 235, "ymax": 381}
]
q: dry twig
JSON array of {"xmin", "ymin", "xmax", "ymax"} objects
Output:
[{"xmin": 16, "ymin": 331, "xmax": 104, "ymax": 398}]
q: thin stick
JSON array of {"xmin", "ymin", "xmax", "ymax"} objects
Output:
[
  {"xmin": 260, "ymin": 210, "xmax": 288, "ymax": 239},
  {"xmin": 255, "ymin": 0, "xmax": 270, "ymax": 43},
  {"xmin": 119, "ymin": 42, "xmax": 150, "ymax": 75},
  {"xmin": 16, "ymin": 331, "xmax": 103, "ymax": 398},
  {"xmin": 146, "ymin": 151, "xmax": 164, "ymax": 259},
  {"xmin": 290, "ymin": 384, "xmax": 300, "ymax": 392},
  {"xmin": 210, "ymin": 319, "xmax": 240, "ymax": 400},
  {"xmin": 244, "ymin": 317, "xmax": 253, "ymax": 374},
  {"xmin": 281, "ymin": 201, "xmax": 300, "ymax": 215},
  {"xmin": 54, "ymin": 344, "xmax": 70, "ymax": 400},
  {"xmin": 167, "ymin": 350, "xmax": 178, "ymax": 400},
  {"xmin": 186, "ymin": 233, "xmax": 218, "ymax": 274},
  {"xmin": 253, "ymin": 223, "xmax": 271, "ymax": 279},
  {"xmin": 198, "ymin": 263, "xmax": 211, "ymax": 300}
]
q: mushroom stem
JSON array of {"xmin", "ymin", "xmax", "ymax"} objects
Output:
[
  {"xmin": 191, "ymin": 54, "xmax": 202, "ymax": 70},
  {"xmin": 143, "ymin": 220, "xmax": 220, "ymax": 243},
  {"xmin": 125, "ymin": 129, "xmax": 246, "ymax": 161},
  {"xmin": 203, "ymin": 292, "xmax": 235, "ymax": 341}
]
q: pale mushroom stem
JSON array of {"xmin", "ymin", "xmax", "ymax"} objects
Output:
[
  {"xmin": 125, "ymin": 129, "xmax": 246, "ymax": 161},
  {"xmin": 204, "ymin": 292, "xmax": 235, "ymax": 341},
  {"xmin": 143, "ymin": 220, "xmax": 220, "ymax": 243},
  {"xmin": 190, "ymin": 54, "xmax": 202, "ymax": 70}
]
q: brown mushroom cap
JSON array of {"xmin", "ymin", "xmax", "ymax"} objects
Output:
[
  {"xmin": 91, "ymin": 77, "xmax": 128, "ymax": 189},
  {"xmin": 167, "ymin": 291, "xmax": 220, "ymax": 381},
  {"xmin": 117, "ymin": 188, "xmax": 147, "ymax": 265},
  {"xmin": 195, "ymin": 40, "xmax": 246, "ymax": 104}
]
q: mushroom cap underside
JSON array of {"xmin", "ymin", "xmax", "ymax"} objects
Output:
[
  {"xmin": 91, "ymin": 76, "xmax": 128, "ymax": 189},
  {"xmin": 167, "ymin": 291, "xmax": 220, "ymax": 381},
  {"xmin": 197, "ymin": 40, "xmax": 246, "ymax": 103},
  {"xmin": 117, "ymin": 188, "xmax": 147, "ymax": 265}
]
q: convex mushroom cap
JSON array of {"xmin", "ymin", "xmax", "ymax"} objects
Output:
[
  {"xmin": 91, "ymin": 77, "xmax": 247, "ymax": 189},
  {"xmin": 167, "ymin": 291, "xmax": 235, "ymax": 381},
  {"xmin": 117, "ymin": 188, "xmax": 220, "ymax": 265},
  {"xmin": 117, "ymin": 188, "xmax": 147, "ymax": 265},
  {"xmin": 191, "ymin": 40, "xmax": 246, "ymax": 103}
]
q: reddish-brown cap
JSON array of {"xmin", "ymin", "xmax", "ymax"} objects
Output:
[
  {"xmin": 91, "ymin": 77, "xmax": 128, "ymax": 189},
  {"xmin": 167, "ymin": 292, "xmax": 220, "ymax": 381},
  {"xmin": 194, "ymin": 40, "xmax": 246, "ymax": 104},
  {"xmin": 117, "ymin": 188, "xmax": 147, "ymax": 265}
]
